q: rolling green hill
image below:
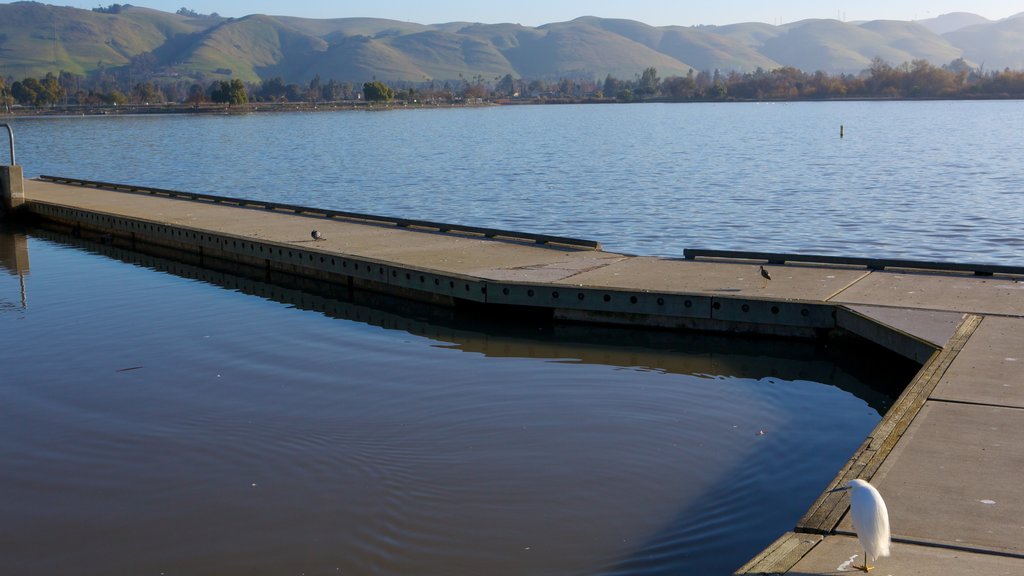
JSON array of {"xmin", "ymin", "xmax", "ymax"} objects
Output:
[
  {"xmin": 176, "ymin": 15, "xmax": 327, "ymax": 81},
  {"xmin": 761, "ymin": 19, "xmax": 962, "ymax": 74},
  {"xmin": 944, "ymin": 16, "xmax": 1024, "ymax": 71},
  {"xmin": 0, "ymin": 2, "xmax": 216, "ymax": 77},
  {"xmin": 1, "ymin": 2, "xmax": 1021, "ymax": 85}
]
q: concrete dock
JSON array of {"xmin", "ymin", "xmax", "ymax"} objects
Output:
[{"xmin": 7, "ymin": 175, "xmax": 1024, "ymax": 574}]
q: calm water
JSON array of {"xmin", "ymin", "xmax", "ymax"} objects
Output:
[
  {"xmin": 7, "ymin": 100, "xmax": 1024, "ymax": 262},
  {"xmin": 0, "ymin": 224, "xmax": 906, "ymax": 576}
]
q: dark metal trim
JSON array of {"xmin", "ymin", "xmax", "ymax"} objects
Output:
[
  {"xmin": 38, "ymin": 175, "xmax": 602, "ymax": 251},
  {"xmin": 683, "ymin": 248, "xmax": 1023, "ymax": 277},
  {"xmin": 0, "ymin": 123, "xmax": 14, "ymax": 165}
]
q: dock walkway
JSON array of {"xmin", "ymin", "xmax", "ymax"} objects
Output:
[{"xmin": 13, "ymin": 177, "xmax": 1024, "ymax": 575}]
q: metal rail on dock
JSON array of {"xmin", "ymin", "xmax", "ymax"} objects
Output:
[
  {"xmin": 39, "ymin": 175, "xmax": 602, "ymax": 251},
  {"xmin": 683, "ymin": 248, "xmax": 1024, "ymax": 277},
  {"xmin": 1, "ymin": 124, "xmax": 14, "ymax": 165}
]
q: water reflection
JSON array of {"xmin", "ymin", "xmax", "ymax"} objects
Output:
[
  {"xmin": 1, "ymin": 226, "xmax": 910, "ymax": 576},
  {"xmin": 0, "ymin": 222, "xmax": 29, "ymax": 308},
  {"xmin": 25, "ymin": 224, "xmax": 905, "ymax": 414}
]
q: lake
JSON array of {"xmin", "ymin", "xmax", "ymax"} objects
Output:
[
  {"xmin": 0, "ymin": 100, "xmax": 994, "ymax": 574},
  {"xmin": 7, "ymin": 100, "xmax": 1024, "ymax": 263}
]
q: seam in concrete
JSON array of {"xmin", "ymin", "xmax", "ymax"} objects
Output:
[
  {"xmin": 928, "ymin": 397, "xmax": 1024, "ymax": 411},
  {"xmin": 555, "ymin": 257, "xmax": 631, "ymax": 282},
  {"xmin": 824, "ymin": 270, "xmax": 873, "ymax": 301},
  {"xmin": 831, "ymin": 301, "xmax": 1024, "ymax": 320}
]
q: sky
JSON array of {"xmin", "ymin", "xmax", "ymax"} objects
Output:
[{"xmin": 14, "ymin": 1, "xmax": 1024, "ymax": 26}]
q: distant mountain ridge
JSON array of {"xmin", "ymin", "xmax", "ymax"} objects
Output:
[{"xmin": 1, "ymin": 2, "xmax": 1022, "ymax": 83}]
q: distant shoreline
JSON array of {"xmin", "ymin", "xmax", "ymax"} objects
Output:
[
  {"xmin": 3, "ymin": 94, "xmax": 1022, "ymax": 119},
  {"xmin": 0, "ymin": 100, "xmax": 496, "ymax": 118}
]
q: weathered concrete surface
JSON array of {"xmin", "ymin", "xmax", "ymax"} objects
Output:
[
  {"xmin": 550, "ymin": 256, "xmax": 870, "ymax": 301},
  {"xmin": 1, "ymin": 164, "xmax": 25, "ymax": 214},
  {"xmin": 789, "ymin": 535, "xmax": 1023, "ymax": 576},
  {"xmin": 833, "ymin": 306, "xmax": 955, "ymax": 364},
  {"xmin": 23, "ymin": 178, "xmax": 621, "ymax": 278},
  {"xmin": 832, "ymin": 270, "xmax": 1024, "ymax": 316},
  {"xmin": 931, "ymin": 316, "xmax": 1024, "ymax": 409},
  {"xmin": 840, "ymin": 401, "xmax": 1024, "ymax": 556},
  {"xmin": 841, "ymin": 305, "xmax": 964, "ymax": 350}
]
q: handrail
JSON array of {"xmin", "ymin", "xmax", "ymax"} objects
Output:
[
  {"xmin": 37, "ymin": 175, "xmax": 603, "ymax": 251},
  {"xmin": 0, "ymin": 124, "xmax": 13, "ymax": 165},
  {"xmin": 683, "ymin": 248, "xmax": 1024, "ymax": 277}
]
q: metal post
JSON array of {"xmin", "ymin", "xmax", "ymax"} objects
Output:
[
  {"xmin": 1, "ymin": 124, "xmax": 23, "ymax": 216},
  {"xmin": 0, "ymin": 123, "xmax": 13, "ymax": 165}
]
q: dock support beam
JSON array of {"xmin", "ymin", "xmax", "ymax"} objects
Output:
[{"xmin": 1, "ymin": 164, "xmax": 25, "ymax": 217}]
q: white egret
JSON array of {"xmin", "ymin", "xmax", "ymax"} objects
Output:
[{"xmin": 833, "ymin": 478, "xmax": 890, "ymax": 572}]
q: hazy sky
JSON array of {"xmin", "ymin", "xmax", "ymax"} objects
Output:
[{"xmin": 14, "ymin": 1, "xmax": 1024, "ymax": 26}]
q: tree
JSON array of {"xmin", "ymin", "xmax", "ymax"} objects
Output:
[
  {"xmin": 496, "ymin": 73, "xmax": 515, "ymax": 96},
  {"xmin": 210, "ymin": 79, "xmax": 248, "ymax": 105},
  {"xmin": 93, "ymin": 4, "xmax": 127, "ymax": 14},
  {"xmin": 321, "ymin": 79, "xmax": 341, "ymax": 102},
  {"xmin": 867, "ymin": 57, "xmax": 898, "ymax": 96},
  {"xmin": 104, "ymin": 90, "xmax": 127, "ymax": 106},
  {"xmin": 637, "ymin": 66, "xmax": 660, "ymax": 97},
  {"xmin": 0, "ymin": 77, "xmax": 10, "ymax": 112},
  {"xmin": 11, "ymin": 79, "xmax": 40, "ymax": 106},
  {"xmin": 603, "ymin": 74, "xmax": 621, "ymax": 99},
  {"xmin": 257, "ymin": 76, "xmax": 286, "ymax": 101},
  {"xmin": 186, "ymin": 83, "xmax": 206, "ymax": 106},
  {"xmin": 131, "ymin": 82, "xmax": 164, "ymax": 104},
  {"xmin": 362, "ymin": 80, "xmax": 394, "ymax": 102},
  {"xmin": 37, "ymin": 73, "xmax": 65, "ymax": 106},
  {"xmin": 463, "ymin": 82, "xmax": 487, "ymax": 99},
  {"xmin": 308, "ymin": 74, "xmax": 322, "ymax": 102}
]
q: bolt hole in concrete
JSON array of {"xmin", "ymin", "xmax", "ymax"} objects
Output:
[{"xmin": 0, "ymin": 225, "xmax": 914, "ymax": 576}]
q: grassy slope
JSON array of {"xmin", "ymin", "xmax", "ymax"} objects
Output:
[
  {"xmin": 859, "ymin": 21, "xmax": 962, "ymax": 64},
  {"xmin": 179, "ymin": 15, "xmax": 327, "ymax": 82},
  {"xmin": 513, "ymin": 20, "xmax": 694, "ymax": 78},
  {"xmin": 944, "ymin": 18, "xmax": 1024, "ymax": 70},
  {"xmin": 297, "ymin": 35, "xmax": 425, "ymax": 84},
  {"xmin": 0, "ymin": 3, "xmax": 214, "ymax": 77},
  {"xmin": 1, "ymin": 4, "xmax": 1020, "ymax": 84}
]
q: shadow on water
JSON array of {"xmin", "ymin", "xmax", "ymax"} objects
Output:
[{"xmin": 12, "ymin": 223, "xmax": 914, "ymax": 415}]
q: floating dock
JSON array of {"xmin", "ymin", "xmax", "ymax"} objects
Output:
[{"xmin": 6, "ymin": 174, "xmax": 1024, "ymax": 574}]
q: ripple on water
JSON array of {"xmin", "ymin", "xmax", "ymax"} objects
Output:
[{"xmin": 11, "ymin": 101, "xmax": 1024, "ymax": 264}]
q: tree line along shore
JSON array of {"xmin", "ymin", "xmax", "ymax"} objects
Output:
[{"xmin": 2, "ymin": 57, "xmax": 1023, "ymax": 114}]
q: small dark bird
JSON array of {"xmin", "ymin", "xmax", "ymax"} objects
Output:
[
  {"xmin": 311, "ymin": 230, "xmax": 324, "ymax": 241},
  {"xmin": 759, "ymin": 265, "xmax": 771, "ymax": 288}
]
